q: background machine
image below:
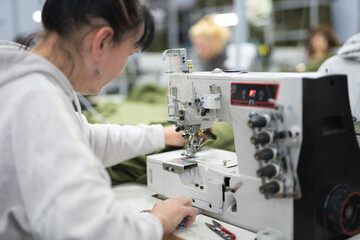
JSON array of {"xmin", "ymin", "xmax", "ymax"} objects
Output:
[{"xmin": 147, "ymin": 49, "xmax": 360, "ymax": 240}]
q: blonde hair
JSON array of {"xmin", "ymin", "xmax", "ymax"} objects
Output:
[{"xmin": 189, "ymin": 15, "xmax": 231, "ymax": 47}]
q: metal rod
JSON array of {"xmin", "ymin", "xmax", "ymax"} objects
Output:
[
  {"xmin": 167, "ymin": 0, "xmax": 179, "ymax": 48},
  {"xmin": 234, "ymin": 0, "xmax": 248, "ymax": 69},
  {"xmin": 11, "ymin": 0, "xmax": 19, "ymax": 38}
]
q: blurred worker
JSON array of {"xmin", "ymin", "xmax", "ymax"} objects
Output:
[
  {"xmin": 296, "ymin": 24, "xmax": 341, "ymax": 72},
  {"xmin": 0, "ymin": 1, "xmax": 196, "ymax": 240},
  {"xmin": 188, "ymin": 14, "xmax": 231, "ymax": 71}
]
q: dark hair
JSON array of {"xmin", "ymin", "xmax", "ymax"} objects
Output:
[
  {"xmin": 41, "ymin": 0, "xmax": 154, "ymax": 51},
  {"xmin": 14, "ymin": 32, "xmax": 41, "ymax": 51}
]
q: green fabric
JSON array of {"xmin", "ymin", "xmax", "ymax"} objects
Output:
[
  {"xmin": 83, "ymin": 84, "xmax": 235, "ymax": 185},
  {"xmin": 202, "ymin": 122, "xmax": 235, "ymax": 152},
  {"xmin": 304, "ymin": 52, "xmax": 334, "ymax": 72},
  {"xmin": 107, "ymin": 146, "xmax": 181, "ymax": 185},
  {"xmin": 354, "ymin": 121, "xmax": 360, "ymax": 134},
  {"xmin": 127, "ymin": 84, "xmax": 168, "ymax": 104},
  {"xmin": 83, "ymin": 101, "xmax": 169, "ymax": 125}
]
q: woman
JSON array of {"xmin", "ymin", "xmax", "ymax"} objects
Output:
[
  {"xmin": 188, "ymin": 14, "xmax": 231, "ymax": 71},
  {"xmin": 0, "ymin": 0, "xmax": 196, "ymax": 239},
  {"xmin": 296, "ymin": 24, "xmax": 341, "ymax": 72}
]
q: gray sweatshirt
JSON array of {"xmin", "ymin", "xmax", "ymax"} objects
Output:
[{"xmin": 0, "ymin": 41, "xmax": 164, "ymax": 240}]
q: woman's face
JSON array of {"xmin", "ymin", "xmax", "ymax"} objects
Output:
[
  {"xmin": 310, "ymin": 32, "xmax": 329, "ymax": 52},
  {"xmin": 84, "ymin": 24, "xmax": 144, "ymax": 95},
  {"xmin": 191, "ymin": 35, "xmax": 223, "ymax": 61}
]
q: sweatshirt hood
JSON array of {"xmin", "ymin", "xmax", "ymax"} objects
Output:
[{"xmin": 0, "ymin": 41, "xmax": 75, "ymax": 100}]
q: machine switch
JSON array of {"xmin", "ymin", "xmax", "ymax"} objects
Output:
[{"xmin": 259, "ymin": 181, "xmax": 281, "ymax": 195}]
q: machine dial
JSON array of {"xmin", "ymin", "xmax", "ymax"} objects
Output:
[
  {"xmin": 257, "ymin": 164, "xmax": 279, "ymax": 178},
  {"xmin": 250, "ymin": 131, "xmax": 273, "ymax": 145},
  {"xmin": 259, "ymin": 180, "xmax": 282, "ymax": 195},
  {"xmin": 325, "ymin": 186, "xmax": 360, "ymax": 236},
  {"xmin": 248, "ymin": 114, "xmax": 271, "ymax": 129},
  {"xmin": 254, "ymin": 147, "xmax": 277, "ymax": 161}
]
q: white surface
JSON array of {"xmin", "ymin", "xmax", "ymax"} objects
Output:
[
  {"xmin": 112, "ymin": 180, "xmax": 360, "ymax": 240},
  {"xmin": 113, "ymin": 183, "xmax": 257, "ymax": 240},
  {"xmin": 318, "ymin": 55, "xmax": 360, "ymax": 120}
]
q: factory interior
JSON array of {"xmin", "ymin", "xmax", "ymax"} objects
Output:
[{"xmin": 1, "ymin": 0, "xmax": 360, "ymax": 240}]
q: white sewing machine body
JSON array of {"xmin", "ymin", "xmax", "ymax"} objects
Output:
[
  {"xmin": 148, "ymin": 71, "xmax": 307, "ymax": 239},
  {"xmin": 147, "ymin": 49, "xmax": 360, "ymax": 240}
]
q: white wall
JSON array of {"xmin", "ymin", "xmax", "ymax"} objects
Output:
[
  {"xmin": 0, "ymin": 0, "xmax": 42, "ymax": 41},
  {"xmin": 332, "ymin": 0, "xmax": 360, "ymax": 43},
  {"xmin": 0, "ymin": 0, "xmax": 359, "ymax": 43}
]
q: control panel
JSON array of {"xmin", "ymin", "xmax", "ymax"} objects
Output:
[
  {"xmin": 231, "ymin": 82, "xmax": 279, "ymax": 108},
  {"xmin": 233, "ymin": 82, "xmax": 302, "ymax": 199}
]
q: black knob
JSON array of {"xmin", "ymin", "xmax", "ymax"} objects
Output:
[
  {"xmin": 254, "ymin": 148, "xmax": 276, "ymax": 161},
  {"xmin": 176, "ymin": 126, "xmax": 184, "ymax": 132},
  {"xmin": 248, "ymin": 115, "xmax": 270, "ymax": 128},
  {"xmin": 259, "ymin": 181, "xmax": 281, "ymax": 195},
  {"xmin": 274, "ymin": 131, "xmax": 290, "ymax": 139},
  {"xmin": 325, "ymin": 186, "xmax": 360, "ymax": 236},
  {"xmin": 257, "ymin": 164, "xmax": 278, "ymax": 178},
  {"xmin": 250, "ymin": 132, "xmax": 272, "ymax": 145}
]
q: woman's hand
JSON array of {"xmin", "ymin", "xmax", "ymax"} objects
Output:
[
  {"xmin": 163, "ymin": 126, "xmax": 186, "ymax": 146},
  {"xmin": 150, "ymin": 196, "xmax": 197, "ymax": 235}
]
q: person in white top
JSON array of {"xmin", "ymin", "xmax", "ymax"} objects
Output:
[{"xmin": 0, "ymin": 0, "xmax": 196, "ymax": 239}]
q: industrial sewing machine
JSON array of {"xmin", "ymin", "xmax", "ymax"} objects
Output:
[{"xmin": 146, "ymin": 48, "xmax": 360, "ymax": 240}]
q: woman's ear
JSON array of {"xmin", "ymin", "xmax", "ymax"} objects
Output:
[{"xmin": 91, "ymin": 26, "xmax": 114, "ymax": 63}]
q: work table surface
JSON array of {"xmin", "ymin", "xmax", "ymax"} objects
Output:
[{"xmin": 113, "ymin": 183, "xmax": 257, "ymax": 240}]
